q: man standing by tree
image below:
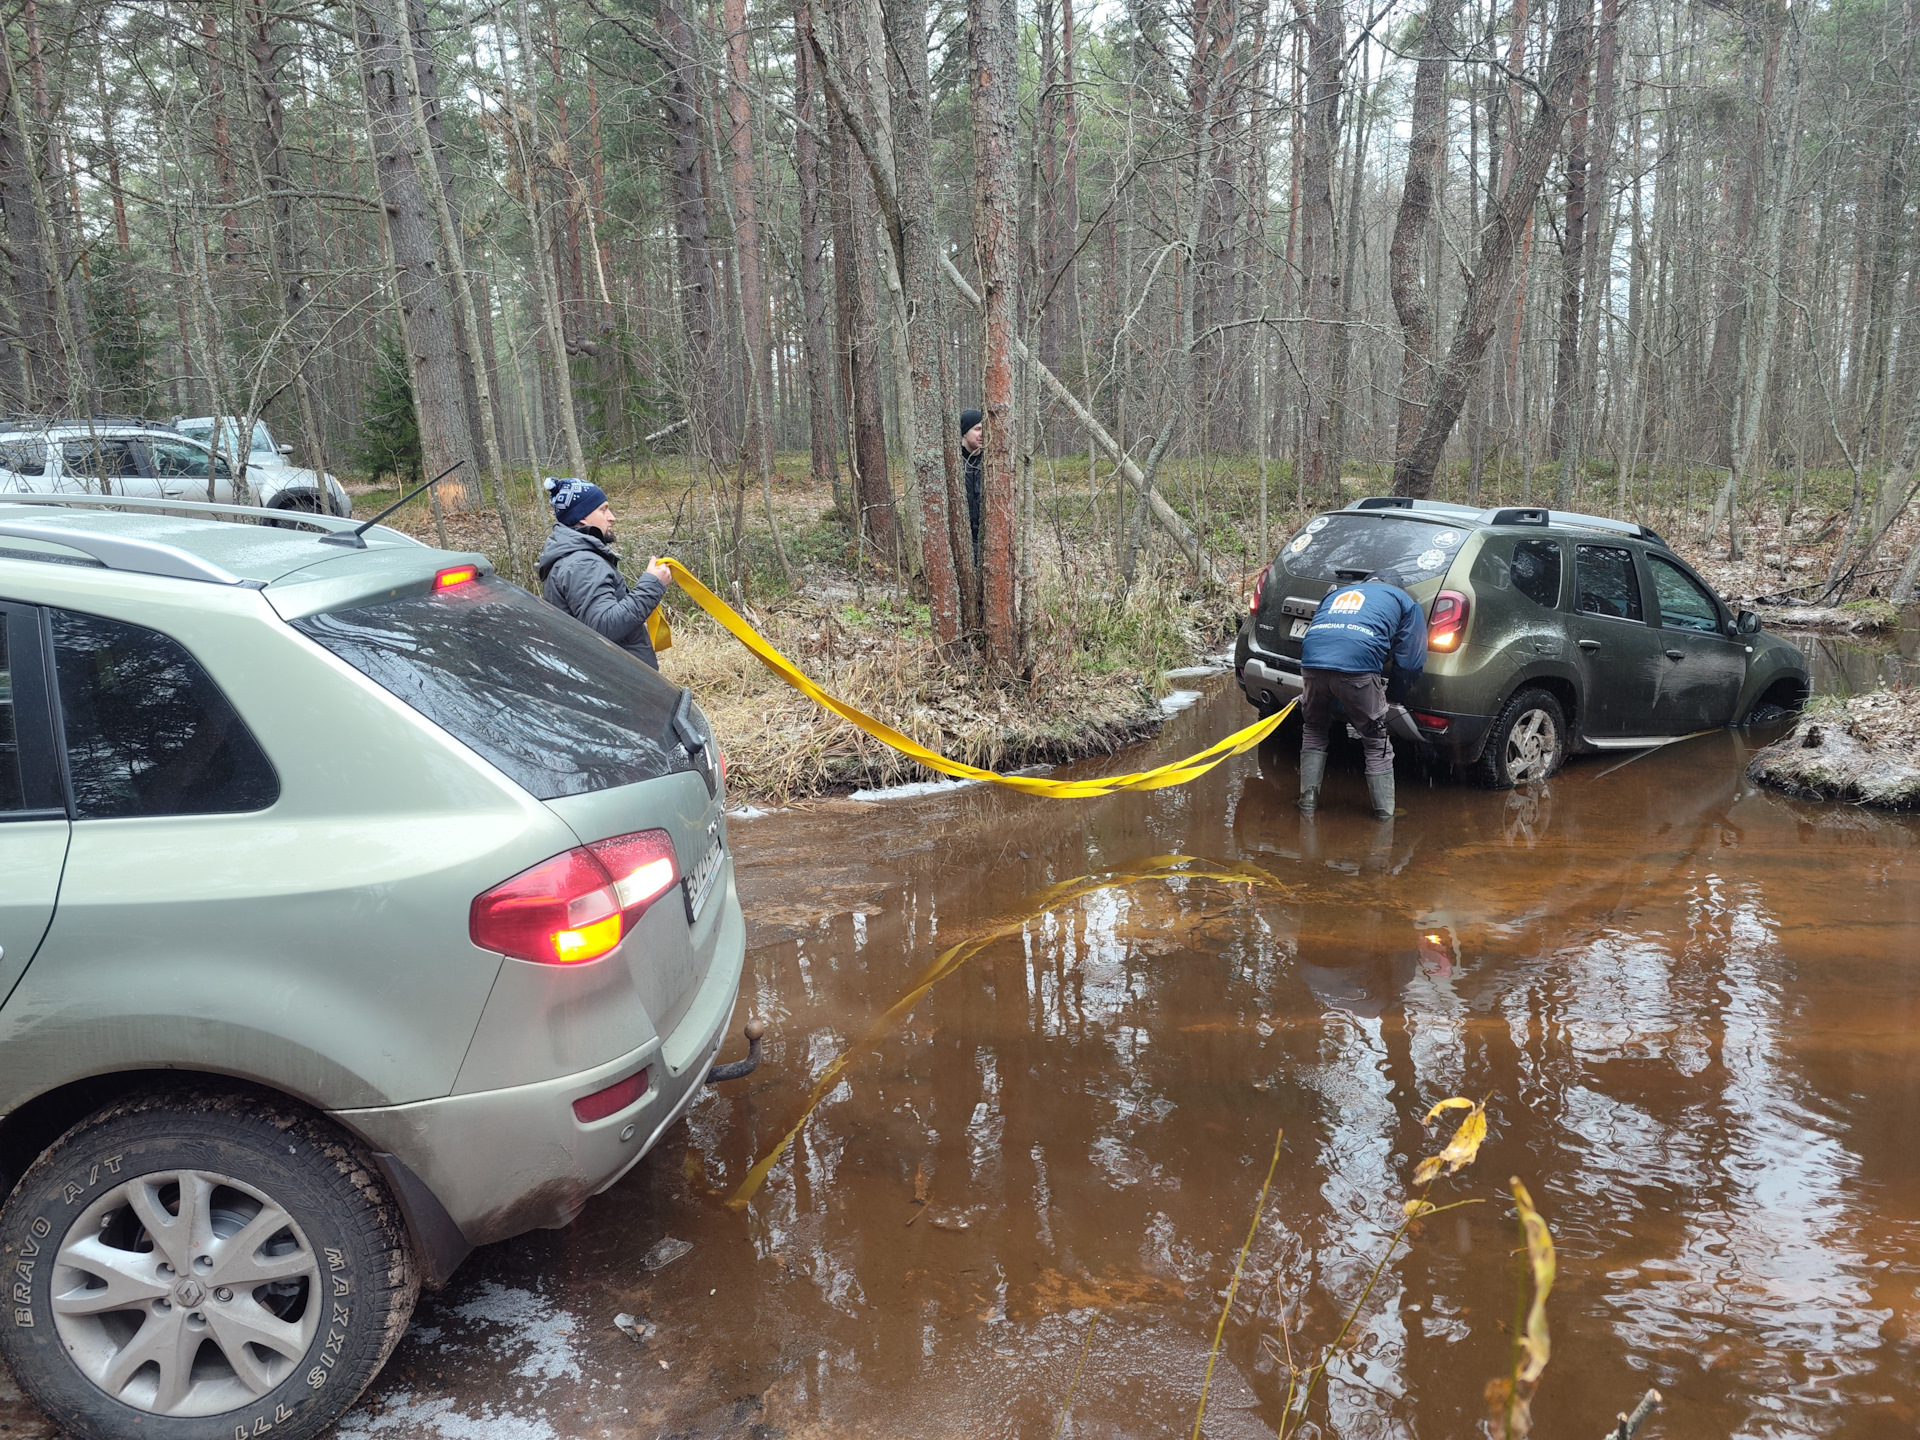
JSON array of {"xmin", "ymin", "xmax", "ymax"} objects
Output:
[
  {"xmin": 959, "ymin": 408, "xmax": 984, "ymax": 562},
  {"xmin": 1297, "ymin": 572, "xmax": 1427, "ymax": 819}
]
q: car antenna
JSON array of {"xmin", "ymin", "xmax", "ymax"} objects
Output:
[{"xmin": 318, "ymin": 460, "xmax": 466, "ymax": 549}]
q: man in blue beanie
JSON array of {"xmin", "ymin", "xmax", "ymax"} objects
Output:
[
  {"xmin": 1297, "ymin": 571, "xmax": 1426, "ymax": 819},
  {"xmin": 535, "ymin": 477, "xmax": 672, "ymax": 668}
]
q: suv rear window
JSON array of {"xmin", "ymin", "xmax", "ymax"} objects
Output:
[
  {"xmin": 1279, "ymin": 514, "xmax": 1466, "ymax": 583},
  {"xmin": 294, "ymin": 577, "xmax": 685, "ymax": 800}
]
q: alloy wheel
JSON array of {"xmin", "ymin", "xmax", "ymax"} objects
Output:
[
  {"xmin": 1504, "ymin": 707, "xmax": 1560, "ymax": 782},
  {"xmin": 49, "ymin": 1169, "xmax": 321, "ymax": 1418}
]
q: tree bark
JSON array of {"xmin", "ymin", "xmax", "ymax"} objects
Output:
[
  {"xmin": 1388, "ymin": 0, "xmax": 1457, "ymax": 463},
  {"xmin": 1548, "ymin": 0, "xmax": 1594, "ymax": 472},
  {"xmin": 886, "ymin": 0, "xmax": 966, "ymax": 643},
  {"xmin": 1297, "ymin": 0, "xmax": 1345, "ymax": 501},
  {"xmin": 722, "ymin": 0, "xmax": 793, "ymax": 580},
  {"xmin": 1390, "ymin": 0, "xmax": 1594, "ymax": 497},
  {"xmin": 970, "ymin": 0, "xmax": 1020, "ymax": 661},
  {"xmin": 0, "ymin": 37, "xmax": 60, "ymax": 411},
  {"xmin": 793, "ymin": 2, "xmax": 844, "ymax": 510},
  {"xmin": 354, "ymin": 0, "xmax": 477, "ymax": 501}
]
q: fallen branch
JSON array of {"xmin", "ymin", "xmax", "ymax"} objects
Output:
[{"xmin": 1603, "ymin": 1387, "xmax": 1662, "ymax": 1440}]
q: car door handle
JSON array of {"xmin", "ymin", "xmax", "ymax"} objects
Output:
[
  {"xmin": 1577, "ymin": 639, "xmax": 1601, "ymax": 651},
  {"xmin": 1665, "ymin": 648, "xmax": 1684, "ymax": 660}
]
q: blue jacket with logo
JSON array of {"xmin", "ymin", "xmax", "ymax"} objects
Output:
[{"xmin": 1300, "ymin": 581, "xmax": 1428, "ymax": 676}]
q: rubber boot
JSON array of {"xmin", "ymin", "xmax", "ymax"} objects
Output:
[
  {"xmin": 1298, "ymin": 749, "xmax": 1327, "ymax": 815},
  {"xmin": 1365, "ymin": 769, "xmax": 1396, "ymax": 820}
]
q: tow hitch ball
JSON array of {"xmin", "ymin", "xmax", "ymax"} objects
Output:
[{"xmin": 706, "ymin": 1021, "xmax": 765, "ymax": 1085}]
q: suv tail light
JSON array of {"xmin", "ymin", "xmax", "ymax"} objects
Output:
[
  {"xmin": 1427, "ymin": 590, "xmax": 1470, "ymax": 652},
  {"xmin": 470, "ymin": 829, "xmax": 680, "ymax": 965},
  {"xmin": 1249, "ymin": 564, "xmax": 1271, "ymax": 615}
]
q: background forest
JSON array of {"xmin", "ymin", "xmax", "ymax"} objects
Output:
[{"xmin": 0, "ymin": 0, "xmax": 1916, "ymax": 674}]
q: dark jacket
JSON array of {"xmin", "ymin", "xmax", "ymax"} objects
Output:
[
  {"xmin": 963, "ymin": 447, "xmax": 983, "ymax": 561},
  {"xmin": 536, "ymin": 523, "xmax": 666, "ymax": 668},
  {"xmin": 1300, "ymin": 581, "xmax": 1427, "ymax": 677}
]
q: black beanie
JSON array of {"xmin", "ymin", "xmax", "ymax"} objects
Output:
[{"xmin": 959, "ymin": 409, "xmax": 983, "ymax": 435}]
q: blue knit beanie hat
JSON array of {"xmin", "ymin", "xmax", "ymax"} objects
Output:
[{"xmin": 545, "ymin": 477, "xmax": 607, "ymax": 527}]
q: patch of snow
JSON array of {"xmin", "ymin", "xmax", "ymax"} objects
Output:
[
  {"xmin": 337, "ymin": 1397, "xmax": 560, "ymax": 1440},
  {"xmin": 848, "ymin": 775, "xmax": 982, "ymax": 801},
  {"xmin": 1162, "ymin": 663, "xmax": 1229, "ymax": 679},
  {"xmin": 1158, "ymin": 690, "xmax": 1202, "ymax": 714},
  {"xmin": 726, "ymin": 804, "xmax": 777, "ymax": 819},
  {"xmin": 447, "ymin": 1282, "xmax": 583, "ymax": 1383}
]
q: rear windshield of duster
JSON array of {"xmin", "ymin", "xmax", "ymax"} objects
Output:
[
  {"xmin": 1277, "ymin": 514, "xmax": 1468, "ymax": 584},
  {"xmin": 294, "ymin": 576, "xmax": 684, "ymax": 800}
]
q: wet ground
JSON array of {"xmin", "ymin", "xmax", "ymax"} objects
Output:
[
  {"xmin": 309, "ymin": 667, "xmax": 1917, "ymax": 1440},
  {"xmin": 3, "ymin": 651, "xmax": 1915, "ymax": 1440}
]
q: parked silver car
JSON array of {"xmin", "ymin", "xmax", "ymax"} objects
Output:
[
  {"xmin": 172, "ymin": 416, "xmax": 349, "ymax": 518},
  {"xmin": 0, "ymin": 419, "xmax": 351, "ymax": 516},
  {"xmin": 0, "ymin": 495, "xmax": 746, "ymax": 1440}
]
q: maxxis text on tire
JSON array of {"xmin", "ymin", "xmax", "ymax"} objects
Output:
[{"xmin": 0, "ymin": 1088, "xmax": 418, "ymax": 1440}]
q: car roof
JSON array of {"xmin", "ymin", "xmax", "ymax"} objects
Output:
[
  {"xmin": 1340, "ymin": 496, "xmax": 1668, "ymax": 546},
  {"xmin": 0, "ymin": 497, "xmax": 480, "ymax": 608},
  {"xmin": 0, "ymin": 422, "xmax": 193, "ymax": 442}
]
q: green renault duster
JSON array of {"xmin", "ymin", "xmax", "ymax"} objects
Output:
[
  {"xmin": 1236, "ymin": 498, "xmax": 1811, "ymax": 786},
  {"xmin": 0, "ymin": 496, "xmax": 748, "ymax": 1440}
]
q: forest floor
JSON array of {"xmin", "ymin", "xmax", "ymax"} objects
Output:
[
  {"xmin": 1748, "ymin": 694, "xmax": 1920, "ymax": 809},
  {"xmin": 354, "ymin": 451, "xmax": 1919, "ymax": 807}
]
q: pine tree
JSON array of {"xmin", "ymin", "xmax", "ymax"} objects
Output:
[{"xmin": 354, "ymin": 336, "xmax": 422, "ymax": 484}]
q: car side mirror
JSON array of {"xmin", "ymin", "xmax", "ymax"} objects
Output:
[
  {"xmin": 1735, "ymin": 609, "xmax": 1761, "ymax": 635},
  {"xmin": 278, "ymin": 444, "xmax": 294, "ymax": 455}
]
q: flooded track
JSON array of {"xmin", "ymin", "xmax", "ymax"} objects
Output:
[
  {"xmin": 311, "ymin": 674, "xmax": 1920, "ymax": 1440},
  {"xmin": 5, "ymin": 674, "xmax": 1914, "ymax": 1440}
]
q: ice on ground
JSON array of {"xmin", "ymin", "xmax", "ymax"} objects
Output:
[
  {"xmin": 849, "ymin": 765, "xmax": 1048, "ymax": 802},
  {"xmin": 726, "ymin": 804, "xmax": 777, "ymax": 819},
  {"xmin": 1162, "ymin": 663, "xmax": 1229, "ymax": 679},
  {"xmin": 1158, "ymin": 690, "xmax": 1202, "ymax": 714},
  {"xmin": 336, "ymin": 1397, "xmax": 560, "ymax": 1440},
  {"xmin": 447, "ymin": 1281, "xmax": 584, "ymax": 1383}
]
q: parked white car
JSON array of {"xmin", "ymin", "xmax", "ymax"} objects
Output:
[
  {"xmin": 173, "ymin": 415, "xmax": 352, "ymax": 515},
  {"xmin": 0, "ymin": 419, "xmax": 351, "ymax": 516}
]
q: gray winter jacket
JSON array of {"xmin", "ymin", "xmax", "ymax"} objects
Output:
[{"xmin": 536, "ymin": 523, "xmax": 667, "ymax": 668}]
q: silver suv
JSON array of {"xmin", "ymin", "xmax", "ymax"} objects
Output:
[
  {"xmin": 0, "ymin": 420, "xmax": 352, "ymax": 517},
  {"xmin": 0, "ymin": 496, "xmax": 746, "ymax": 1440}
]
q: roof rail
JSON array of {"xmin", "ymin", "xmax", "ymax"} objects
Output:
[
  {"xmin": 0, "ymin": 521, "xmax": 253, "ymax": 586},
  {"xmin": 0, "ymin": 414, "xmax": 179, "ymax": 433},
  {"xmin": 1351, "ymin": 496, "xmax": 1412, "ymax": 510},
  {"xmin": 0, "ymin": 491, "xmax": 360, "ymax": 536},
  {"xmin": 1348, "ymin": 496, "xmax": 1484, "ymax": 517}
]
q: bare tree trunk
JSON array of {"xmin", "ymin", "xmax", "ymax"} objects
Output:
[
  {"xmin": 722, "ymin": 0, "xmax": 793, "ymax": 580},
  {"xmin": 1390, "ymin": 0, "xmax": 1594, "ymax": 497},
  {"xmin": 247, "ymin": 1, "xmax": 335, "ymax": 517},
  {"xmin": 970, "ymin": 0, "xmax": 1020, "ymax": 660},
  {"xmin": 354, "ymin": 0, "xmax": 477, "ymax": 504},
  {"xmin": 793, "ymin": 0, "xmax": 844, "ymax": 511},
  {"xmin": 394, "ymin": 0, "xmax": 519, "ymax": 564},
  {"xmin": 1548, "ymin": 0, "xmax": 1594, "ymax": 475},
  {"xmin": 1389, "ymin": 0, "xmax": 1457, "ymax": 463},
  {"xmin": 886, "ymin": 0, "xmax": 965, "ymax": 644},
  {"xmin": 1297, "ymin": 0, "xmax": 1345, "ymax": 501},
  {"xmin": 655, "ymin": 0, "xmax": 730, "ymax": 468},
  {"xmin": 0, "ymin": 38, "xmax": 59, "ymax": 410}
]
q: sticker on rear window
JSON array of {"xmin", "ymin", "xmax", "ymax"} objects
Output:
[
  {"xmin": 1289, "ymin": 533, "xmax": 1313, "ymax": 553},
  {"xmin": 1306, "ymin": 517, "xmax": 1330, "ymax": 533},
  {"xmin": 1432, "ymin": 530, "xmax": 1462, "ymax": 547},
  {"xmin": 1416, "ymin": 548, "xmax": 1447, "ymax": 570}
]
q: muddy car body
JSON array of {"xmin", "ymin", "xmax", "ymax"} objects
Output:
[
  {"xmin": 0, "ymin": 496, "xmax": 743, "ymax": 1440},
  {"xmin": 1236, "ymin": 498, "xmax": 1811, "ymax": 784}
]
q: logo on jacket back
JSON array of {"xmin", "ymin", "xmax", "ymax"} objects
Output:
[{"xmin": 1329, "ymin": 589, "xmax": 1366, "ymax": 614}]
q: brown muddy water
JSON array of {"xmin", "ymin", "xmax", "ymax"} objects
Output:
[
  {"xmin": 5, "ymin": 666, "xmax": 1914, "ymax": 1440},
  {"xmin": 307, "ymin": 670, "xmax": 1920, "ymax": 1440}
]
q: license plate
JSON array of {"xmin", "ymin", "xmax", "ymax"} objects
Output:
[
  {"xmin": 684, "ymin": 835, "xmax": 725, "ymax": 923},
  {"xmin": 1289, "ymin": 618, "xmax": 1310, "ymax": 639}
]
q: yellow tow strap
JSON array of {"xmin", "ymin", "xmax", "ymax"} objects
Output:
[{"xmin": 660, "ymin": 557, "xmax": 1294, "ymax": 798}]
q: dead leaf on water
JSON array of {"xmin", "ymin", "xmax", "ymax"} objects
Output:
[
  {"xmin": 1422, "ymin": 1096, "xmax": 1476, "ymax": 1125},
  {"xmin": 1411, "ymin": 1098, "xmax": 1488, "ymax": 1186},
  {"xmin": 1511, "ymin": 1178, "xmax": 1555, "ymax": 1384}
]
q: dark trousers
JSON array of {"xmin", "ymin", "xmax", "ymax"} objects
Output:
[{"xmin": 1301, "ymin": 668, "xmax": 1394, "ymax": 774}]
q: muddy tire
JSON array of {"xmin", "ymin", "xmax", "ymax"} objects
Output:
[
  {"xmin": 0, "ymin": 1089, "xmax": 417, "ymax": 1440},
  {"xmin": 1470, "ymin": 688, "xmax": 1567, "ymax": 789}
]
